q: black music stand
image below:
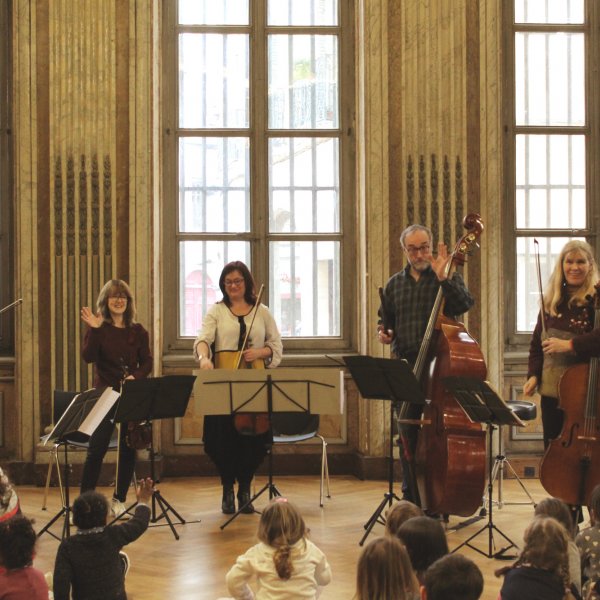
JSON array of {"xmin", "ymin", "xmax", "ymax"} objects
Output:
[
  {"xmin": 198, "ymin": 371, "xmax": 336, "ymax": 530},
  {"xmin": 343, "ymin": 355, "xmax": 426, "ymax": 545},
  {"xmin": 38, "ymin": 388, "xmax": 119, "ymax": 540},
  {"xmin": 111, "ymin": 375, "xmax": 196, "ymax": 540},
  {"xmin": 443, "ymin": 376, "xmax": 524, "ymax": 559}
]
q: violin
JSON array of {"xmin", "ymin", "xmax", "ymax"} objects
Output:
[{"xmin": 216, "ymin": 284, "xmax": 270, "ymax": 436}]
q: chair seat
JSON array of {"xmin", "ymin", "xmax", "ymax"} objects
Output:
[
  {"xmin": 506, "ymin": 400, "xmax": 537, "ymax": 421},
  {"xmin": 273, "ymin": 432, "xmax": 316, "ymax": 444}
]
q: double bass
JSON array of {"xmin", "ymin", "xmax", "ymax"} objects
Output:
[
  {"xmin": 403, "ymin": 214, "xmax": 487, "ymax": 516},
  {"xmin": 540, "ymin": 282, "xmax": 600, "ymax": 508}
]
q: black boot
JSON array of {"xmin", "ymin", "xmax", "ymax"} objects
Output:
[
  {"xmin": 221, "ymin": 485, "xmax": 235, "ymax": 514},
  {"xmin": 237, "ymin": 483, "xmax": 254, "ymax": 514}
]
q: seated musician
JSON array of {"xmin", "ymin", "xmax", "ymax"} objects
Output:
[
  {"xmin": 376, "ymin": 224, "xmax": 474, "ymax": 503},
  {"xmin": 193, "ymin": 261, "xmax": 283, "ymax": 515}
]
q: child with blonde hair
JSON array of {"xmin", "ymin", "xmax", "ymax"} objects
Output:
[
  {"xmin": 354, "ymin": 536, "xmax": 419, "ymax": 600},
  {"xmin": 225, "ymin": 498, "xmax": 331, "ymax": 599}
]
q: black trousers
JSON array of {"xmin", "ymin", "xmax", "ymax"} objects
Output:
[
  {"xmin": 80, "ymin": 415, "xmax": 136, "ymax": 502},
  {"xmin": 540, "ymin": 395, "xmax": 564, "ymax": 449},
  {"xmin": 203, "ymin": 415, "xmax": 270, "ymax": 487}
]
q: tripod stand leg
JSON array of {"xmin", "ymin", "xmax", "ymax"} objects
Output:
[
  {"xmin": 359, "ymin": 493, "xmax": 399, "ymax": 546},
  {"xmin": 502, "ymin": 459, "xmax": 536, "ymax": 506}
]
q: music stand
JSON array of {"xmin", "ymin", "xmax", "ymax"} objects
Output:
[
  {"xmin": 38, "ymin": 387, "xmax": 120, "ymax": 540},
  {"xmin": 343, "ymin": 355, "xmax": 426, "ymax": 546},
  {"xmin": 195, "ymin": 370, "xmax": 340, "ymax": 530},
  {"xmin": 443, "ymin": 376, "xmax": 524, "ymax": 559},
  {"xmin": 111, "ymin": 375, "xmax": 196, "ymax": 540}
]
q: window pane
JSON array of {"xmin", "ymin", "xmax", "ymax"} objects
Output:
[
  {"xmin": 268, "ymin": 0, "xmax": 338, "ymax": 26},
  {"xmin": 180, "ymin": 240, "xmax": 250, "ymax": 336},
  {"xmin": 179, "ymin": 34, "xmax": 249, "ymax": 128},
  {"xmin": 514, "ymin": 0, "xmax": 583, "ymax": 24},
  {"xmin": 270, "ymin": 241, "xmax": 340, "ymax": 337},
  {"xmin": 179, "ymin": 0, "xmax": 249, "ymax": 25},
  {"xmin": 179, "ymin": 137, "xmax": 250, "ymax": 233},
  {"xmin": 269, "ymin": 137, "xmax": 339, "ymax": 233},
  {"xmin": 515, "ymin": 135, "xmax": 586, "ymax": 229},
  {"xmin": 515, "ymin": 32, "xmax": 584, "ymax": 126},
  {"xmin": 268, "ymin": 35, "xmax": 338, "ymax": 129},
  {"xmin": 516, "ymin": 236, "xmax": 583, "ymax": 332}
]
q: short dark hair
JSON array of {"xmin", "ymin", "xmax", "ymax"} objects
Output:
[
  {"xmin": 397, "ymin": 516, "xmax": 449, "ymax": 578},
  {"xmin": 73, "ymin": 491, "xmax": 109, "ymax": 530},
  {"xmin": 423, "ymin": 553, "xmax": 483, "ymax": 600},
  {"xmin": 0, "ymin": 515, "xmax": 37, "ymax": 569}
]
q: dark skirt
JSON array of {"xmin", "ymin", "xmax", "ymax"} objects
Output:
[{"xmin": 203, "ymin": 415, "xmax": 271, "ymax": 486}]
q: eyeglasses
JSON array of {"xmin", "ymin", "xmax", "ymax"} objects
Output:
[
  {"xmin": 404, "ymin": 244, "xmax": 431, "ymax": 256},
  {"xmin": 224, "ymin": 278, "xmax": 245, "ymax": 287},
  {"xmin": 108, "ymin": 294, "xmax": 128, "ymax": 300}
]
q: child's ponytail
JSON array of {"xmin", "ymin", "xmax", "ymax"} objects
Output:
[{"xmin": 273, "ymin": 544, "xmax": 293, "ymax": 579}]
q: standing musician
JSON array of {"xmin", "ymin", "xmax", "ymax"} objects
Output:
[
  {"xmin": 524, "ymin": 240, "xmax": 600, "ymax": 451},
  {"xmin": 80, "ymin": 279, "xmax": 153, "ymax": 518},
  {"xmin": 193, "ymin": 261, "xmax": 283, "ymax": 515},
  {"xmin": 377, "ymin": 224, "xmax": 474, "ymax": 503}
]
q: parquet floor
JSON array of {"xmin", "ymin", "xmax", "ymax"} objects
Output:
[{"xmin": 19, "ymin": 475, "xmax": 569, "ymax": 599}]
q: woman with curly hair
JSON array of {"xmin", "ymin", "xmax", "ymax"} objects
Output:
[{"xmin": 496, "ymin": 515, "xmax": 579, "ymax": 600}]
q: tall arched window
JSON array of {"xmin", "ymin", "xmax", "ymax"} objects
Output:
[
  {"xmin": 163, "ymin": 0, "xmax": 356, "ymax": 358},
  {"xmin": 504, "ymin": 0, "xmax": 600, "ymax": 347}
]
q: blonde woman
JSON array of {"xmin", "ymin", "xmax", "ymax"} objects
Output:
[{"xmin": 523, "ymin": 240, "xmax": 600, "ymax": 449}]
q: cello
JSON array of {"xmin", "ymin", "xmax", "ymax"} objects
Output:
[
  {"xmin": 214, "ymin": 284, "xmax": 270, "ymax": 436},
  {"xmin": 539, "ymin": 282, "xmax": 600, "ymax": 508},
  {"xmin": 409, "ymin": 214, "xmax": 487, "ymax": 516}
]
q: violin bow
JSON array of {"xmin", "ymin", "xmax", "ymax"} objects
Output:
[
  {"xmin": 533, "ymin": 239, "xmax": 548, "ymax": 337},
  {"xmin": 235, "ymin": 284, "xmax": 265, "ymax": 369}
]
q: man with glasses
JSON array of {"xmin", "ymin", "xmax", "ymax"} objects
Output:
[{"xmin": 377, "ymin": 224, "xmax": 474, "ymax": 505}]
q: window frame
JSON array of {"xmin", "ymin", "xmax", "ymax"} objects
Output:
[
  {"xmin": 503, "ymin": 0, "xmax": 600, "ymax": 351},
  {"xmin": 162, "ymin": 1, "xmax": 357, "ymax": 358}
]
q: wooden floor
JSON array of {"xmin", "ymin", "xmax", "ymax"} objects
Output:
[{"xmin": 19, "ymin": 475, "xmax": 576, "ymax": 600}]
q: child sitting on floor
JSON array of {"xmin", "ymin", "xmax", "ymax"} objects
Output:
[
  {"xmin": 0, "ymin": 515, "xmax": 49, "ymax": 599},
  {"xmin": 225, "ymin": 497, "xmax": 331, "ymax": 599},
  {"xmin": 52, "ymin": 478, "xmax": 153, "ymax": 600},
  {"xmin": 354, "ymin": 536, "xmax": 419, "ymax": 600}
]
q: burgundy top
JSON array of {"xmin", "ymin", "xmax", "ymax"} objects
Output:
[
  {"xmin": 82, "ymin": 322, "xmax": 152, "ymax": 389},
  {"xmin": 527, "ymin": 299, "xmax": 600, "ymax": 381},
  {"xmin": 0, "ymin": 566, "xmax": 49, "ymax": 600}
]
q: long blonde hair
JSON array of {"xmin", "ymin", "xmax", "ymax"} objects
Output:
[
  {"xmin": 257, "ymin": 499, "xmax": 307, "ymax": 580},
  {"xmin": 355, "ymin": 537, "xmax": 419, "ymax": 600},
  {"xmin": 543, "ymin": 240, "xmax": 598, "ymax": 316}
]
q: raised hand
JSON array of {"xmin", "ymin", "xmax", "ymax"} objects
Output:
[
  {"xmin": 429, "ymin": 242, "xmax": 452, "ymax": 281},
  {"xmin": 81, "ymin": 306, "xmax": 103, "ymax": 328},
  {"xmin": 136, "ymin": 477, "xmax": 154, "ymax": 504}
]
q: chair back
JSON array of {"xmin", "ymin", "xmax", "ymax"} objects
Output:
[
  {"xmin": 271, "ymin": 412, "xmax": 319, "ymax": 437},
  {"xmin": 53, "ymin": 390, "xmax": 79, "ymax": 424}
]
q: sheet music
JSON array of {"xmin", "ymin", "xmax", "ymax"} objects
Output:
[
  {"xmin": 42, "ymin": 387, "xmax": 120, "ymax": 445},
  {"xmin": 78, "ymin": 388, "xmax": 120, "ymax": 436}
]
